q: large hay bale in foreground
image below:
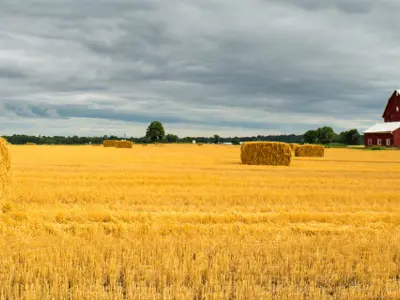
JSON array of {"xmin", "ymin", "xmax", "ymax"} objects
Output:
[
  {"xmin": 0, "ymin": 138, "xmax": 11, "ymax": 198},
  {"xmin": 115, "ymin": 141, "xmax": 133, "ymax": 148},
  {"xmin": 103, "ymin": 140, "xmax": 117, "ymax": 148},
  {"xmin": 241, "ymin": 142, "xmax": 292, "ymax": 166},
  {"xmin": 295, "ymin": 145, "xmax": 324, "ymax": 157},
  {"xmin": 289, "ymin": 143, "xmax": 300, "ymax": 152}
]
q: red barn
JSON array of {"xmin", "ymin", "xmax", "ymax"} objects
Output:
[{"xmin": 364, "ymin": 90, "xmax": 400, "ymax": 147}]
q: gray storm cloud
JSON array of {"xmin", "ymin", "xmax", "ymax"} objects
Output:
[{"xmin": 0, "ymin": 0, "xmax": 399, "ymax": 136}]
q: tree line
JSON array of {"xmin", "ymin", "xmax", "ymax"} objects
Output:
[
  {"xmin": 2, "ymin": 121, "xmax": 362, "ymax": 146},
  {"xmin": 303, "ymin": 127, "xmax": 362, "ymax": 145}
]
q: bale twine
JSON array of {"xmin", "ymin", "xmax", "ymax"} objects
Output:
[
  {"xmin": 115, "ymin": 141, "xmax": 133, "ymax": 148},
  {"xmin": 289, "ymin": 143, "xmax": 300, "ymax": 152},
  {"xmin": 0, "ymin": 138, "xmax": 11, "ymax": 199},
  {"xmin": 103, "ymin": 140, "xmax": 117, "ymax": 147},
  {"xmin": 295, "ymin": 145, "xmax": 324, "ymax": 157},
  {"xmin": 240, "ymin": 142, "xmax": 292, "ymax": 166}
]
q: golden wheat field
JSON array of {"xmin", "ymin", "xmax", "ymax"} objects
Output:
[{"xmin": 2, "ymin": 144, "xmax": 400, "ymax": 299}]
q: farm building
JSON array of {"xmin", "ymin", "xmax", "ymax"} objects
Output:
[{"xmin": 364, "ymin": 90, "xmax": 400, "ymax": 147}]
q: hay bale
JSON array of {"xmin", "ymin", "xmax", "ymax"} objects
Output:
[
  {"xmin": 295, "ymin": 145, "xmax": 324, "ymax": 157},
  {"xmin": 0, "ymin": 138, "xmax": 11, "ymax": 199},
  {"xmin": 103, "ymin": 140, "xmax": 117, "ymax": 147},
  {"xmin": 240, "ymin": 142, "xmax": 291, "ymax": 166},
  {"xmin": 115, "ymin": 141, "xmax": 133, "ymax": 148},
  {"xmin": 289, "ymin": 143, "xmax": 300, "ymax": 152}
]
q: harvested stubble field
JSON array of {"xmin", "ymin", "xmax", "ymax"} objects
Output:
[{"xmin": 2, "ymin": 144, "xmax": 400, "ymax": 299}]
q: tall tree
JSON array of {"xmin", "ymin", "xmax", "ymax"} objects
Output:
[
  {"xmin": 316, "ymin": 126, "xmax": 336, "ymax": 144},
  {"xmin": 165, "ymin": 134, "xmax": 179, "ymax": 143},
  {"xmin": 213, "ymin": 134, "xmax": 221, "ymax": 144},
  {"xmin": 303, "ymin": 130, "xmax": 318, "ymax": 144},
  {"xmin": 145, "ymin": 121, "xmax": 165, "ymax": 142},
  {"xmin": 339, "ymin": 129, "xmax": 361, "ymax": 145}
]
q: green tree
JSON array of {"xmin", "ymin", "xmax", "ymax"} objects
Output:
[
  {"xmin": 165, "ymin": 134, "xmax": 179, "ymax": 143},
  {"xmin": 339, "ymin": 129, "xmax": 361, "ymax": 145},
  {"xmin": 316, "ymin": 126, "xmax": 336, "ymax": 144},
  {"xmin": 145, "ymin": 121, "xmax": 165, "ymax": 142},
  {"xmin": 213, "ymin": 134, "xmax": 221, "ymax": 144},
  {"xmin": 303, "ymin": 130, "xmax": 318, "ymax": 144},
  {"xmin": 231, "ymin": 137, "xmax": 240, "ymax": 145}
]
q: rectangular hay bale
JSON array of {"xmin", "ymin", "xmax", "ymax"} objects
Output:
[
  {"xmin": 241, "ymin": 142, "xmax": 292, "ymax": 166},
  {"xmin": 0, "ymin": 137, "xmax": 11, "ymax": 199},
  {"xmin": 103, "ymin": 140, "xmax": 118, "ymax": 147},
  {"xmin": 115, "ymin": 141, "xmax": 133, "ymax": 148},
  {"xmin": 289, "ymin": 143, "xmax": 300, "ymax": 152},
  {"xmin": 295, "ymin": 145, "xmax": 324, "ymax": 157}
]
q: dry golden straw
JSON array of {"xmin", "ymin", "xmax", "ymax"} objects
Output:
[
  {"xmin": 103, "ymin": 140, "xmax": 118, "ymax": 147},
  {"xmin": 0, "ymin": 138, "xmax": 11, "ymax": 199},
  {"xmin": 295, "ymin": 144, "xmax": 325, "ymax": 157},
  {"xmin": 241, "ymin": 142, "xmax": 291, "ymax": 166},
  {"xmin": 289, "ymin": 143, "xmax": 300, "ymax": 152},
  {"xmin": 115, "ymin": 141, "xmax": 133, "ymax": 148},
  {"xmin": 2, "ymin": 145, "xmax": 400, "ymax": 299}
]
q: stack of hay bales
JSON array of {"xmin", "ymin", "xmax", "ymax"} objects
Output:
[
  {"xmin": 115, "ymin": 141, "xmax": 133, "ymax": 148},
  {"xmin": 289, "ymin": 143, "xmax": 300, "ymax": 152},
  {"xmin": 295, "ymin": 145, "xmax": 324, "ymax": 157},
  {"xmin": 241, "ymin": 142, "xmax": 292, "ymax": 166},
  {"xmin": 0, "ymin": 138, "xmax": 11, "ymax": 199},
  {"xmin": 103, "ymin": 140, "xmax": 118, "ymax": 148}
]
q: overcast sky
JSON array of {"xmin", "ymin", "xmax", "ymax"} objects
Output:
[{"xmin": 0, "ymin": 0, "xmax": 399, "ymax": 137}]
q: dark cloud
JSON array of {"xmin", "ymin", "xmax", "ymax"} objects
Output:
[
  {"xmin": 0, "ymin": 67, "xmax": 28, "ymax": 79},
  {"xmin": 0, "ymin": 0, "xmax": 399, "ymax": 136},
  {"xmin": 280, "ymin": 0, "xmax": 375, "ymax": 13}
]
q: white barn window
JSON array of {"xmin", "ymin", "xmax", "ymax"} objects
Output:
[
  {"xmin": 377, "ymin": 139, "xmax": 382, "ymax": 146},
  {"xmin": 387, "ymin": 139, "xmax": 391, "ymax": 146},
  {"xmin": 368, "ymin": 139, "xmax": 372, "ymax": 146}
]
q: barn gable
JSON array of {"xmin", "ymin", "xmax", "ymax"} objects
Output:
[{"xmin": 382, "ymin": 90, "xmax": 400, "ymax": 122}]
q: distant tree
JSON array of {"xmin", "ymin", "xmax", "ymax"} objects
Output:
[
  {"xmin": 165, "ymin": 133, "xmax": 179, "ymax": 143},
  {"xmin": 213, "ymin": 134, "xmax": 221, "ymax": 144},
  {"xmin": 316, "ymin": 126, "xmax": 336, "ymax": 144},
  {"xmin": 339, "ymin": 129, "xmax": 361, "ymax": 145},
  {"xmin": 332, "ymin": 134, "xmax": 343, "ymax": 144},
  {"xmin": 145, "ymin": 121, "xmax": 165, "ymax": 142},
  {"xmin": 303, "ymin": 130, "xmax": 318, "ymax": 144},
  {"xmin": 231, "ymin": 137, "xmax": 240, "ymax": 145}
]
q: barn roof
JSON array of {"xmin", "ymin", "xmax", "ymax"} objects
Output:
[
  {"xmin": 364, "ymin": 122, "xmax": 400, "ymax": 133},
  {"xmin": 382, "ymin": 90, "xmax": 400, "ymax": 118}
]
